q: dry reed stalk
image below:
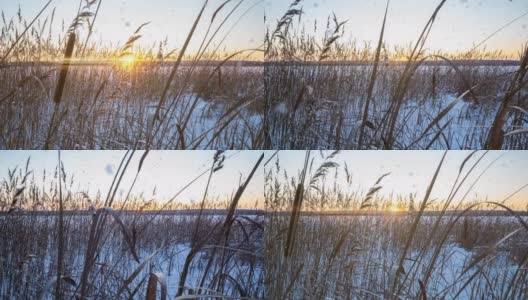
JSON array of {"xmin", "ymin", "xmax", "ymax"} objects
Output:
[
  {"xmin": 486, "ymin": 45, "xmax": 528, "ymax": 149},
  {"xmin": 284, "ymin": 150, "xmax": 310, "ymax": 257},
  {"xmin": 80, "ymin": 0, "xmax": 103, "ymax": 56},
  {"xmin": 358, "ymin": 0, "xmax": 389, "ymax": 149},
  {"xmin": 55, "ymin": 150, "xmax": 64, "ymax": 300},
  {"xmin": 79, "ymin": 151, "xmax": 134, "ymax": 299},
  {"xmin": 401, "ymin": 151, "xmax": 489, "ymax": 293},
  {"xmin": 197, "ymin": 152, "xmax": 264, "ymax": 295},
  {"xmin": 177, "ymin": 152, "xmax": 264, "ymax": 297},
  {"xmin": 383, "ymin": 0, "xmax": 447, "ymax": 149},
  {"xmin": 146, "ymin": 272, "xmax": 167, "ymax": 300},
  {"xmin": 44, "ymin": 32, "xmax": 76, "ymax": 150},
  {"xmin": 389, "ymin": 151, "xmax": 446, "ymax": 298},
  {"xmin": 53, "ymin": 33, "xmax": 76, "ymax": 104},
  {"xmin": 146, "ymin": 0, "xmax": 208, "ymax": 149}
]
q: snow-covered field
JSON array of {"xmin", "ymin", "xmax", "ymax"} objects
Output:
[
  {"xmin": 265, "ymin": 214, "xmax": 528, "ymax": 299},
  {"xmin": 0, "ymin": 212, "xmax": 264, "ymax": 299},
  {"xmin": 0, "ymin": 65, "xmax": 263, "ymax": 150},
  {"xmin": 267, "ymin": 64, "xmax": 528, "ymax": 149}
]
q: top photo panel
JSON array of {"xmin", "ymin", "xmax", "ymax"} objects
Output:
[
  {"xmin": 1, "ymin": 0, "xmax": 527, "ymax": 150},
  {"xmin": 265, "ymin": 0, "xmax": 528, "ymax": 150},
  {"xmin": 0, "ymin": 0, "xmax": 264, "ymax": 150}
]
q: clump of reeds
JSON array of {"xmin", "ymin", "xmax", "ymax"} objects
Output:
[
  {"xmin": 0, "ymin": 150, "xmax": 265, "ymax": 299},
  {"xmin": 0, "ymin": 0, "xmax": 264, "ymax": 150},
  {"xmin": 266, "ymin": 0, "xmax": 528, "ymax": 150},
  {"xmin": 265, "ymin": 151, "xmax": 528, "ymax": 299}
]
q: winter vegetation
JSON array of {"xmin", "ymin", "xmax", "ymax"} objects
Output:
[
  {"xmin": 265, "ymin": 150, "xmax": 528, "ymax": 299},
  {"xmin": 0, "ymin": 0, "xmax": 264, "ymax": 150},
  {"xmin": 265, "ymin": 0, "xmax": 528, "ymax": 149},
  {"xmin": 0, "ymin": 150, "xmax": 265, "ymax": 299}
]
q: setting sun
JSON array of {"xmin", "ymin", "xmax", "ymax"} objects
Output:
[
  {"xmin": 387, "ymin": 204, "xmax": 402, "ymax": 213},
  {"xmin": 119, "ymin": 54, "xmax": 136, "ymax": 67}
]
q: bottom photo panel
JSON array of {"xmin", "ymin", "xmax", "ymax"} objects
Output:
[
  {"xmin": 265, "ymin": 150, "xmax": 528, "ymax": 300},
  {"xmin": 0, "ymin": 150, "xmax": 265, "ymax": 299},
  {"xmin": 0, "ymin": 150, "xmax": 527, "ymax": 299}
]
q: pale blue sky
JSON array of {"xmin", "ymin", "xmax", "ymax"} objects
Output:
[
  {"xmin": 2, "ymin": 150, "xmax": 527, "ymax": 210},
  {"xmin": 2, "ymin": 0, "xmax": 263, "ymax": 55},
  {"xmin": 265, "ymin": 0, "xmax": 528, "ymax": 57},
  {"xmin": 5, "ymin": 1, "xmax": 526, "ymax": 58},
  {"xmin": 267, "ymin": 151, "xmax": 528, "ymax": 209},
  {"xmin": 0, "ymin": 150, "xmax": 265, "ymax": 208}
]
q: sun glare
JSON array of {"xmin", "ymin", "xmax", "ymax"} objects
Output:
[
  {"xmin": 119, "ymin": 54, "xmax": 136, "ymax": 67},
  {"xmin": 387, "ymin": 204, "xmax": 402, "ymax": 213}
]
